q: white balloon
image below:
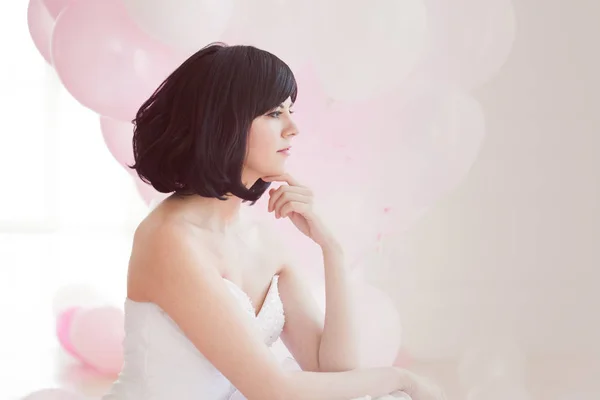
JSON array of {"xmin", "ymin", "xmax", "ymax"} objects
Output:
[
  {"xmin": 420, "ymin": 0, "xmax": 517, "ymax": 89},
  {"xmin": 412, "ymin": 90, "xmax": 487, "ymax": 206},
  {"xmin": 123, "ymin": 0, "xmax": 235, "ymax": 55},
  {"xmin": 52, "ymin": 283, "xmax": 107, "ymax": 316},
  {"xmin": 220, "ymin": 0, "xmax": 314, "ymax": 71},
  {"xmin": 312, "ymin": 0, "xmax": 429, "ymax": 101}
]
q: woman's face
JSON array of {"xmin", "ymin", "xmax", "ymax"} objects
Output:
[{"xmin": 243, "ymin": 97, "xmax": 298, "ymax": 183}]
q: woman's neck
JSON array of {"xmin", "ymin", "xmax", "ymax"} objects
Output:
[
  {"xmin": 164, "ymin": 171, "xmax": 262, "ymax": 233},
  {"xmin": 167, "ymin": 193, "xmax": 244, "ymax": 234}
]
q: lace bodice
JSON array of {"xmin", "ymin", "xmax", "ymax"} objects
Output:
[{"xmin": 101, "ymin": 275, "xmax": 284, "ymax": 400}]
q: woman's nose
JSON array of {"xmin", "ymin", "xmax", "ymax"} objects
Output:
[{"xmin": 283, "ymin": 119, "xmax": 299, "ymax": 138}]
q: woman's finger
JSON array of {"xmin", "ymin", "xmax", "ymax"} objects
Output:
[
  {"xmin": 268, "ymin": 185, "xmax": 311, "ymax": 212},
  {"xmin": 273, "ymin": 192, "xmax": 310, "ymax": 218},
  {"xmin": 279, "ymin": 201, "xmax": 308, "ymax": 219}
]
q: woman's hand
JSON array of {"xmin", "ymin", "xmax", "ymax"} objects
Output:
[{"xmin": 263, "ymin": 174, "xmax": 336, "ymax": 248}]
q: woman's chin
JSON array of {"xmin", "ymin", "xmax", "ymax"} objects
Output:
[{"xmin": 262, "ymin": 168, "xmax": 286, "ymax": 179}]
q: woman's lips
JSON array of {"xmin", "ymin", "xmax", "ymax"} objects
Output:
[{"xmin": 277, "ymin": 147, "xmax": 291, "ymax": 155}]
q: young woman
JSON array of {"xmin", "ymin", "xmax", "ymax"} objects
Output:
[{"xmin": 101, "ymin": 43, "xmax": 445, "ymax": 400}]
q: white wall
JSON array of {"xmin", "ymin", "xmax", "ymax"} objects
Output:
[{"xmin": 373, "ymin": 0, "xmax": 600, "ymax": 360}]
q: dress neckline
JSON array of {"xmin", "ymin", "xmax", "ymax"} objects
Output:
[
  {"xmin": 124, "ymin": 275, "xmax": 280, "ymax": 320},
  {"xmin": 223, "ymin": 275, "xmax": 279, "ymax": 318}
]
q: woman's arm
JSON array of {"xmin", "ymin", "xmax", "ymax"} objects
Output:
[
  {"xmin": 285, "ymin": 367, "xmax": 414, "ymax": 400},
  {"xmin": 131, "ymin": 223, "xmax": 412, "ymax": 400},
  {"xmin": 263, "ymin": 173, "xmax": 360, "ymax": 371},
  {"xmin": 278, "ymin": 240, "xmax": 359, "ymax": 372},
  {"xmin": 318, "ymin": 240, "xmax": 360, "ymax": 371}
]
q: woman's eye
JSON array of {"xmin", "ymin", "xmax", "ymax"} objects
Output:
[{"xmin": 269, "ymin": 111, "xmax": 282, "ymax": 118}]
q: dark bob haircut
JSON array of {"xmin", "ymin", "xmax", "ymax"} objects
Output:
[{"xmin": 129, "ymin": 42, "xmax": 298, "ymax": 203}]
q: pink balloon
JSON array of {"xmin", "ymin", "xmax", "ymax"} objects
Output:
[
  {"xmin": 56, "ymin": 306, "xmax": 81, "ymax": 358},
  {"xmin": 300, "ymin": 87, "xmax": 429, "ymax": 237},
  {"xmin": 99, "ymin": 116, "xmax": 135, "ymax": 174},
  {"xmin": 69, "ymin": 306, "xmax": 125, "ymax": 376},
  {"xmin": 311, "ymin": 81, "xmax": 485, "ymax": 236},
  {"xmin": 27, "ymin": 0, "xmax": 54, "ymax": 64},
  {"xmin": 22, "ymin": 388, "xmax": 85, "ymax": 400},
  {"xmin": 42, "ymin": 0, "xmax": 78, "ymax": 19},
  {"xmin": 51, "ymin": 0, "xmax": 183, "ymax": 121}
]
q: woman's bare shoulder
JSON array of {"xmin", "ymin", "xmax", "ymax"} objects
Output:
[
  {"xmin": 132, "ymin": 206, "xmax": 194, "ymax": 254},
  {"xmin": 127, "ymin": 208, "xmax": 214, "ymax": 302}
]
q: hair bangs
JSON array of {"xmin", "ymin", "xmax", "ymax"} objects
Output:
[
  {"xmin": 227, "ymin": 46, "xmax": 298, "ymax": 118},
  {"xmin": 253, "ymin": 56, "xmax": 298, "ymax": 116}
]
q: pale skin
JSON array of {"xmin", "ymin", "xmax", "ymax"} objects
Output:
[{"xmin": 127, "ymin": 98, "xmax": 445, "ymax": 400}]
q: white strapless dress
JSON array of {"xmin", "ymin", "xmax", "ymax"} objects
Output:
[{"xmin": 101, "ymin": 275, "xmax": 409, "ymax": 400}]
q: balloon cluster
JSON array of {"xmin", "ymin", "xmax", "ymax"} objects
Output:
[
  {"xmin": 53, "ymin": 285, "xmax": 124, "ymax": 377},
  {"xmin": 26, "ymin": 0, "xmax": 516, "ymax": 261},
  {"xmin": 24, "ymin": 1, "xmax": 516, "ymax": 397},
  {"xmin": 19, "ymin": 285, "xmax": 124, "ymax": 399}
]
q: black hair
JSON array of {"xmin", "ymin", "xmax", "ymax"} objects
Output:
[{"xmin": 129, "ymin": 42, "xmax": 298, "ymax": 204}]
